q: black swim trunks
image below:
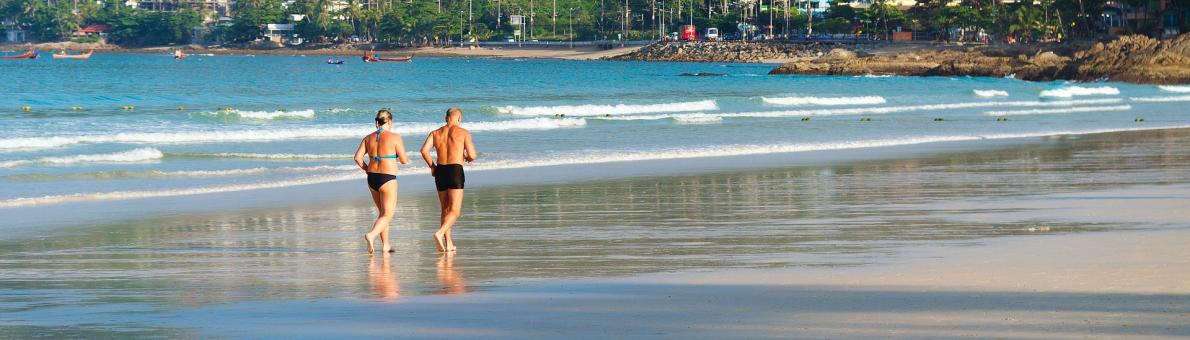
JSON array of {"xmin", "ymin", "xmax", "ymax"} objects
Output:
[
  {"xmin": 366, "ymin": 172, "xmax": 396, "ymax": 191},
  {"xmin": 434, "ymin": 164, "xmax": 465, "ymax": 191}
]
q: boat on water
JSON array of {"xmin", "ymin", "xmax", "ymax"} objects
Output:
[
  {"xmin": 1, "ymin": 49, "xmax": 39, "ymax": 60},
  {"xmin": 362, "ymin": 51, "xmax": 412, "ymax": 63},
  {"xmin": 52, "ymin": 50, "xmax": 94, "ymax": 59},
  {"xmin": 326, "ymin": 59, "xmax": 344, "ymax": 65}
]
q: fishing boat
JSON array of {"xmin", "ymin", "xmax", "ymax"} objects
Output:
[
  {"xmin": 362, "ymin": 51, "xmax": 412, "ymax": 63},
  {"xmin": 52, "ymin": 50, "xmax": 94, "ymax": 59},
  {"xmin": 1, "ymin": 49, "xmax": 39, "ymax": 60}
]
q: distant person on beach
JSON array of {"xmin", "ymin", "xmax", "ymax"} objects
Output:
[
  {"xmin": 420, "ymin": 107, "xmax": 477, "ymax": 252},
  {"xmin": 354, "ymin": 109, "xmax": 410, "ymax": 254}
]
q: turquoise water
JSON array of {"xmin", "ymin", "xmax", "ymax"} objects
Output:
[{"xmin": 1, "ymin": 53, "xmax": 1188, "ymax": 207}]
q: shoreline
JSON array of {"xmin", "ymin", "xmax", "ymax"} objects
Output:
[
  {"xmin": 2, "ymin": 41, "xmax": 646, "ymax": 60},
  {"xmin": 5, "ymin": 125, "xmax": 1188, "ymax": 235}
]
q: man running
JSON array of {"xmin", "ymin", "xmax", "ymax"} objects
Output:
[{"xmin": 421, "ymin": 107, "xmax": 477, "ymax": 252}]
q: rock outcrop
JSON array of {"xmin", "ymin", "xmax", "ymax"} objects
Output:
[
  {"xmin": 606, "ymin": 41, "xmax": 844, "ymax": 62},
  {"xmin": 769, "ymin": 34, "xmax": 1190, "ymax": 84}
]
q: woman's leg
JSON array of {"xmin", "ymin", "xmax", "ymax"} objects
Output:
[
  {"xmin": 379, "ymin": 181, "xmax": 398, "ymax": 252},
  {"xmin": 364, "ymin": 187, "xmax": 384, "ymax": 254}
]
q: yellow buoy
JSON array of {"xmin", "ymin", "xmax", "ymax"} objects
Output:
[
  {"xmin": 178, "ymin": 106, "xmax": 185, "ymax": 111},
  {"xmin": 20, "ymin": 106, "xmax": 31, "ymax": 111},
  {"xmin": 70, "ymin": 106, "xmax": 82, "ymax": 111}
]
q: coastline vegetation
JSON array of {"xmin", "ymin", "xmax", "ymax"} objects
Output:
[{"xmin": 1, "ymin": 0, "xmax": 1187, "ymax": 47}]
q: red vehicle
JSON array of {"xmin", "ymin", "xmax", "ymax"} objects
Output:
[{"xmin": 680, "ymin": 25, "xmax": 697, "ymax": 41}]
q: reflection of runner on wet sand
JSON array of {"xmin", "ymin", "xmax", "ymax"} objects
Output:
[
  {"xmin": 436, "ymin": 254, "xmax": 466, "ymax": 295},
  {"xmin": 367, "ymin": 253, "xmax": 400, "ymax": 300}
]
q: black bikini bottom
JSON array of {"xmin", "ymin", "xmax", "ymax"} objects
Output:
[{"xmin": 366, "ymin": 172, "xmax": 396, "ymax": 191}]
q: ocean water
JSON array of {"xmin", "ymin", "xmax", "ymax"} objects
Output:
[{"xmin": 1, "ymin": 53, "xmax": 1188, "ymax": 208}]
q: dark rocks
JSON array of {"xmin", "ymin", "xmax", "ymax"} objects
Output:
[
  {"xmin": 769, "ymin": 34, "xmax": 1190, "ymax": 84},
  {"xmin": 606, "ymin": 41, "xmax": 842, "ymax": 63}
]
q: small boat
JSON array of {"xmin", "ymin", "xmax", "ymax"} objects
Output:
[
  {"xmin": 52, "ymin": 50, "xmax": 94, "ymax": 59},
  {"xmin": 326, "ymin": 59, "xmax": 344, "ymax": 65},
  {"xmin": 362, "ymin": 51, "xmax": 412, "ymax": 63},
  {"xmin": 1, "ymin": 49, "xmax": 39, "ymax": 60}
]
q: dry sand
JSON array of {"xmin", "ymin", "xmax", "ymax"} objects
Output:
[{"xmin": 171, "ymin": 184, "xmax": 1190, "ymax": 339}]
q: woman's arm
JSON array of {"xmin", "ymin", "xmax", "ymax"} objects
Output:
[
  {"xmin": 394, "ymin": 134, "xmax": 410, "ymax": 165},
  {"xmin": 353, "ymin": 137, "xmax": 368, "ymax": 171}
]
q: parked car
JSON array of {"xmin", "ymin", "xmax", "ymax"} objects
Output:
[{"xmin": 705, "ymin": 28, "xmax": 719, "ymax": 41}]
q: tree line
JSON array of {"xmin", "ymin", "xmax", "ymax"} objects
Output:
[{"xmin": 2, "ymin": 0, "xmax": 1186, "ymax": 46}]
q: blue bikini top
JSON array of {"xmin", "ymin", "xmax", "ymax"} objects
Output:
[{"xmin": 371, "ymin": 127, "xmax": 398, "ymax": 161}]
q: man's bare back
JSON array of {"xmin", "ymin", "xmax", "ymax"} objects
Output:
[{"xmin": 428, "ymin": 125, "xmax": 475, "ymax": 166}]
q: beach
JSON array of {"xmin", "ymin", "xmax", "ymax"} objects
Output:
[
  {"xmin": 3, "ymin": 126, "xmax": 1189, "ymax": 338},
  {"xmin": 2, "ymin": 52, "xmax": 1189, "ymax": 338}
]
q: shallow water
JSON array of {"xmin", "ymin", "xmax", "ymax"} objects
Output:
[
  {"xmin": 1, "ymin": 128, "xmax": 1188, "ymax": 336},
  {"xmin": 2, "ymin": 55, "xmax": 1189, "ymax": 207}
]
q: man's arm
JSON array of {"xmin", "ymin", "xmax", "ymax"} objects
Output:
[
  {"xmin": 463, "ymin": 131, "xmax": 477, "ymax": 163},
  {"xmin": 353, "ymin": 137, "xmax": 368, "ymax": 171},
  {"xmin": 420, "ymin": 132, "xmax": 436, "ymax": 175}
]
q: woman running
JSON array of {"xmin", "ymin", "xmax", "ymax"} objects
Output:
[{"xmin": 354, "ymin": 109, "xmax": 410, "ymax": 253}]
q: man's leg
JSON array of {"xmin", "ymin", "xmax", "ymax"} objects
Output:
[
  {"xmin": 443, "ymin": 189, "xmax": 464, "ymax": 252},
  {"xmin": 434, "ymin": 190, "xmax": 449, "ymax": 252}
]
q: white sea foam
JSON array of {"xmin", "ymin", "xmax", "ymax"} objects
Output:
[
  {"xmin": 495, "ymin": 100, "xmax": 717, "ymax": 117},
  {"xmin": 985, "ymin": 105, "xmax": 1132, "ymax": 116},
  {"xmin": 0, "ymin": 118, "xmax": 586, "ymax": 151},
  {"xmin": 6, "ymin": 124, "xmax": 1189, "ymax": 208},
  {"xmin": 761, "ymin": 96, "xmax": 887, "ymax": 106},
  {"xmin": 1039, "ymin": 86, "xmax": 1120, "ymax": 98},
  {"xmin": 2, "ymin": 165, "xmax": 354, "ymax": 181},
  {"xmin": 0, "ymin": 148, "xmax": 163, "ymax": 168},
  {"xmin": 973, "ymin": 89, "xmax": 1009, "ymax": 97},
  {"xmin": 672, "ymin": 116, "xmax": 723, "ymax": 124},
  {"xmin": 1157, "ymin": 85, "xmax": 1190, "ymax": 93},
  {"xmin": 182, "ymin": 152, "xmax": 354, "ymax": 160},
  {"xmin": 595, "ymin": 98, "xmax": 1125, "ymax": 121},
  {"xmin": 1129, "ymin": 95, "xmax": 1190, "ymax": 102},
  {"xmin": 233, "ymin": 109, "xmax": 316, "ymax": 119}
]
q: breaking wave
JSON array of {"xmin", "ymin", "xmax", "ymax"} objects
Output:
[
  {"xmin": 0, "ymin": 118, "xmax": 587, "ymax": 151},
  {"xmin": 495, "ymin": 100, "xmax": 717, "ymax": 116},
  {"xmin": 1039, "ymin": 86, "xmax": 1120, "ymax": 98},
  {"xmin": 0, "ymin": 148, "xmax": 163, "ymax": 168},
  {"xmin": 985, "ymin": 105, "xmax": 1132, "ymax": 116},
  {"xmin": 1129, "ymin": 95, "xmax": 1190, "ymax": 103},
  {"xmin": 1157, "ymin": 85, "xmax": 1190, "ymax": 93},
  {"xmin": 761, "ymin": 96, "xmax": 887, "ymax": 106},
  {"xmin": 973, "ymin": 89, "xmax": 1009, "ymax": 97}
]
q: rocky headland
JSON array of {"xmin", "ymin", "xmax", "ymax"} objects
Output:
[{"xmin": 769, "ymin": 34, "xmax": 1190, "ymax": 84}]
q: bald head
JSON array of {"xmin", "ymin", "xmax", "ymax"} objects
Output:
[{"xmin": 445, "ymin": 107, "xmax": 462, "ymax": 124}]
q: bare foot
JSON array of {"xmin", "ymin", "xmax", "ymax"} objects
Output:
[
  {"xmin": 383, "ymin": 244, "xmax": 394, "ymax": 253},
  {"xmin": 364, "ymin": 234, "xmax": 375, "ymax": 254},
  {"xmin": 433, "ymin": 232, "xmax": 446, "ymax": 252},
  {"xmin": 446, "ymin": 237, "xmax": 456, "ymax": 252}
]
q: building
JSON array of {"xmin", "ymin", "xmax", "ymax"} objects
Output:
[
  {"xmin": 134, "ymin": 0, "xmax": 236, "ymax": 19},
  {"xmin": 2, "ymin": 20, "xmax": 27, "ymax": 43},
  {"xmin": 75, "ymin": 24, "xmax": 109, "ymax": 38},
  {"xmin": 1102, "ymin": 0, "xmax": 1183, "ymax": 37}
]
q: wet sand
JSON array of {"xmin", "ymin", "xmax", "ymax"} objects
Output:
[{"xmin": 2, "ymin": 128, "xmax": 1189, "ymax": 338}]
